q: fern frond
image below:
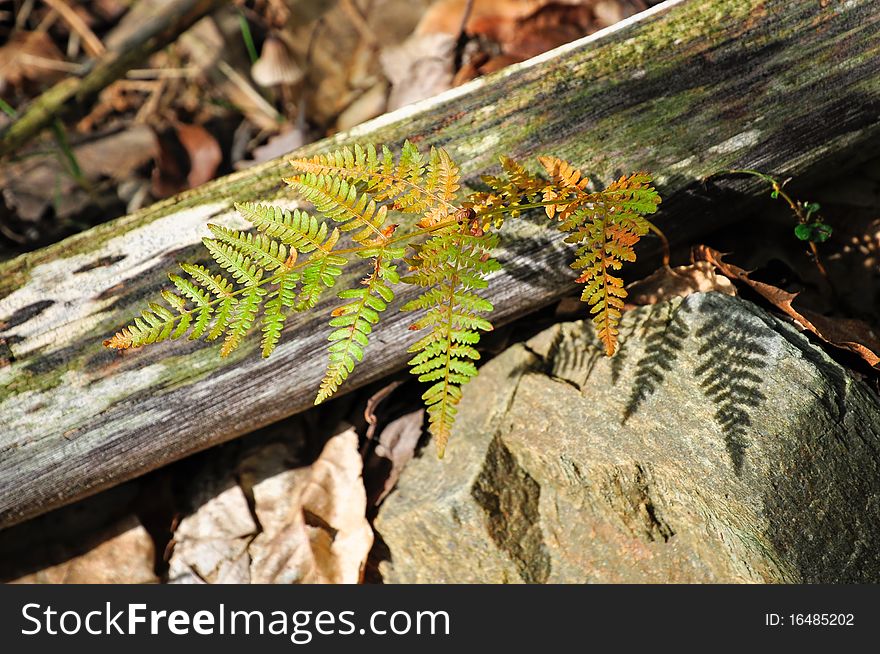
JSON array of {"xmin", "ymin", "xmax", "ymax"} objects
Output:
[
  {"xmin": 106, "ymin": 141, "xmax": 663, "ymax": 459},
  {"xmin": 315, "ymin": 254, "xmax": 400, "ymax": 404},
  {"xmin": 470, "ymin": 156, "xmax": 546, "ymax": 227},
  {"xmin": 559, "ymin": 172, "xmax": 661, "ymax": 355},
  {"xmin": 287, "ymin": 140, "xmax": 459, "ymax": 228},
  {"xmin": 284, "ymin": 172, "xmax": 388, "ymax": 245},
  {"xmin": 260, "ymin": 259, "xmax": 301, "ymax": 358},
  {"xmin": 402, "ymin": 220, "xmax": 500, "ymax": 456},
  {"xmin": 234, "ymin": 202, "xmax": 338, "ymax": 254},
  {"xmin": 537, "ymin": 155, "xmax": 590, "ymax": 191},
  {"xmin": 297, "ymin": 251, "xmax": 348, "ymax": 311}
]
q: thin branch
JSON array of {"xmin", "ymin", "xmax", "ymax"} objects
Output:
[
  {"xmin": 0, "ymin": 0, "xmax": 224, "ymax": 159},
  {"xmin": 42, "ymin": 0, "xmax": 106, "ymax": 58}
]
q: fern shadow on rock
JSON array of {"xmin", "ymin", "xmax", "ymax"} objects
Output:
[
  {"xmin": 693, "ymin": 307, "xmax": 771, "ymax": 474},
  {"xmin": 622, "ymin": 301, "xmax": 691, "ymax": 422},
  {"xmin": 610, "ymin": 317, "xmax": 641, "ymax": 386}
]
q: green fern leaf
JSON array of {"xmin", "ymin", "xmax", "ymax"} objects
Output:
[
  {"xmin": 283, "ymin": 173, "xmax": 388, "ymax": 245},
  {"xmin": 316, "ymin": 255, "xmax": 399, "ymax": 403},
  {"xmin": 234, "ymin": 202, "xmax": 338, "ymax": 253},
  {"xmin": 402, "ymin": 222, "xmax": 500, "ymax": 456}
]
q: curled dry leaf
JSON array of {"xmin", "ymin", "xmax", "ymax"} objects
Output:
[
  {"xmin": 626, "ymin": 261, "xmax": 736, "ymax": 307},
  {"xmin": 367, "ymin": 409, "xmax": 425, "ymax": 507},
  {"xmin": 151, "ymin": 122, "xmax": 222, "ymax": 198},
  {"xmin": 169, "ymin": 426, "xmax": 372, "ymax": 584},
  {"xmin": 249, "ymin": 426, "xmax": 373, "ymax": 584},
  {"xmin": 695, "ymin": 245, "xmax": 880, "ymax": 367}
]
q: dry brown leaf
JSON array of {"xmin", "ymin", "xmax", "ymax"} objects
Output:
[
  {"xmin": 368, "ymin": 409, "xmax": 425, "ymax": 506},
  {"xmin": 0, "ymin": 32, "xmax": 67, "ymax": 92},
  {"xmin": 168, "ymin": 483, "xmax": 259, "ymax": 584},
  {"xmin": 249, "ymin": 426, "xmax": 373, "ymax": 584},
  {"xmin": 381, "ymin": 32, "xmax": 456, "ymax": 111},
  {"xmin": 626, "ymin": 262, "xmax": 736, "ymax": 307},
  {"xmin": 695, "ymin": 245, "xmax": 880, "ymax": 367},
  {"xmin": 151, "ymin": 122, "xmax": 222, "ymax": 197},
  {"xmin": 417, "ymin": 0, "xmax": 585, "ymax": 36},
  {"xmin": 177, "ymin": 122, "xmax": 223, "ymax": 188}
]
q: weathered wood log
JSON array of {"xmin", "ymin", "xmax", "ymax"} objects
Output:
[{"xmin": 1, "ymin": 0, "xmax": 879, "ymax": 529}]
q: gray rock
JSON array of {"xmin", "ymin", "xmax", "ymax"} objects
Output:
[{"xmin": 375, "ymin": 293, "xmax": 880, "ymax": 583}]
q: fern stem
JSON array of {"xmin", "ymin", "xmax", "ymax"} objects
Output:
[
  {"xmin": 435, "ymin": 232, "xmax": 464, "ymax": 458},
  {"xmin": 117, "ymin": 217, "xmax": 465, "ymax": 337}
]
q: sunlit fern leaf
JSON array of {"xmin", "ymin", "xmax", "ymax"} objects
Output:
[
  {"xmin": 161, "ymin": 290, "xmax": 192, "ymax": 339},
  {"xmin": 261, "ymin": 265, "xmax": 300, "ymax": 358},
  {"xmin": 537, "ymin": 155, "xmax": 590, "ymax": 191},
  {"xmin": 168, "ymin": 272, "xmax": 213, "ymax": 340},
  {"xmin": 206, "ymin": 224, "xmax": 289, "ymax": 272},
  {"xmin": 221, "ymin": 285, "xmax": 266, "ymax": 357},
  {"xmin": 284, "ymin": 173, "xmax": 388, "ymax": 245},
  {"xmin": 207, "ymin": 297, "xmax": 236, "ymax": 342},
  {"xmin": 177, "ymin": 263, "xmax": 236, "ymax": 341},
  {"xmin": 402, "ymin": 221, "xmax": 501, "ymax": 456},
  {"xmin": 203, "ymin": 237, "xmax": 264, "ymax": 286},
  {"xmin": 536, "ymin": 155, "xmax": 592, "ymax": 220},
  {"xmin": 297, "ymin": 252, "xmax": 348, "ymax": 311},
  {"xmin": 316, "ymin": 254, "xmax": 399, "ymax": 404},
  {"xmin": 287, "ymin": 140, "xmax": 459, "ymax": 222},
  {"xmin": 418, "ymin": 146, "xmax": 461, "ymax": 227},
  {"xmin": 558, "ymin": 172, "xmax": 661, "ymax": 355},
  {"xmin": 470, "ymin": 156, "xmax": 546, "ymax": 227},
  {"xmin": 105, "ymin": 140, "xmax": 662, "ymax": 459},
  {"xmin": 234, "ymin": 202, "xmax": 338, "ymax": 254}
]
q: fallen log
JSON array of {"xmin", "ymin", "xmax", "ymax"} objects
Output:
[{"xmin": 1, "ymin": 0, "xmax": 879, "ymax": 529}]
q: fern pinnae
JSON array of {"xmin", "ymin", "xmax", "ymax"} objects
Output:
[
  {"xmin": 287, "ymin": 140, "xmax": 459, "ymax": 221},
  {"xmin": 316, "ymin": 247, "xmax": 401, "ymax": 404},
  {"xmin": 106, "ymin": 141, "xmax": 663, "ymax": 458},
  {"xmin": 284, "ymin": 173, "xmax": 388, "ymax": 245},
  {"xmin": 402, "ymin": 220, "xmax": 501, "ymax": 456}
]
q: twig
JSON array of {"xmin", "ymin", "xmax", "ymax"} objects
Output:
[
  {"xmin": 17, "ymin": 53, "xmax": 86, "ymax": 75},
  {"xmin": 14, "ymin": 0, "xmax": 36, "ymax": 31},
  {"xmin": 43, "ymin": 0, "xmax": 106, "ymax": 58},
  {"xmin": 0, "ymin": 0, "xmax": 224, "ymax": 159},
  {"xmin": 340, "ymin": 0, "xmax": 378, "ymax": 48},
  {"xmin": 454, "ymin": 0, "xmax": 475, "ymax": 71}
]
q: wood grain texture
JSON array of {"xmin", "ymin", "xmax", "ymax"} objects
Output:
[{"xmin": 2, "ymin": 0, "xmax": 880, "ymax": 529}]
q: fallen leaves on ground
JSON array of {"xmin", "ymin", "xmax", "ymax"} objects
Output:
[
  {"xmin": 626, "ymin": 261, "xmax": 736, "ymax": 307},
  {"xmin": 366, "ymin": 409, "xmax": 425, "ymax": 507},
  {"xmin": 248, "ymin": 426, "xmax": 373, "ymax": 584},
  {"xmin": 418, "ymin": 0, "xmax": 648, "ymax": 85},
  {"xmin": 151, "ymin": 122, "xmax": 222, "ymax": 198},
  {"xmin": 168, "ymin": 425, "xmax": 373, "ymax": 584},
  {"xmin": 0, "ymin": 32, "xmax": 68, "ymax": 94},
  {"xmin": 695, "ymin": 245, "xmax": 880, "ymax": 367},
  {"xmin": 0, "ymin": 125, "xmax": 157, "ymax": 225}
]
